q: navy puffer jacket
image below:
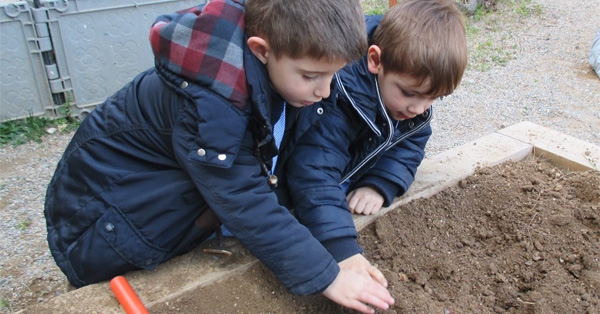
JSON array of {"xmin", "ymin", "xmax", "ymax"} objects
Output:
[{"xmin": 44, "ymin": 0, "xmax": 338, "ymax": 296}]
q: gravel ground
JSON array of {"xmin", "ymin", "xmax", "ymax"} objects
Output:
[{"xmin": 1, "ymin": 0, "xmax": 599, "ymax": 312}]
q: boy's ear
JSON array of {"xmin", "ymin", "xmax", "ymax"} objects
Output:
[
  {"xmin": 367, "ymin": 45, "xmax": 382, "ymax": 75},
  {"xmin": 247, "ymin": 36, "xmax": 270, "ymax": 64}
]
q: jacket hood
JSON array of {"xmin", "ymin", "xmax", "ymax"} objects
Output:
[
  {"xmin": 335, "ymin": 15, "xmax": 384, "ymax": 127},
  {"xmin": 149, "ymin": 0, "xmax": 248, "ymax": 110},
  {"xmin": 336, "ymin": 56, "xmax": 380, "ymax": 130},
  {"xmin": 365, "ymin": 15, "xmax": 383, "ymax": 46}
]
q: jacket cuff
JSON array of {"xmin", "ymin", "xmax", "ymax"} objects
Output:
[
  {"xmin": 321, "ymin": 237, "xmax": 364, "ymax": 262},
  {"xmin": 351, "ymin": 175, "xmax": 403, "ymax": 207}
]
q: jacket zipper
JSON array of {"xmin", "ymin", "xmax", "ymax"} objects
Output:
[
  {"xmin": 335, "ymin": 74, "xmax": 382, "ymax": 137},
  {"xmin": 387, "ymin": 106, "xmax": 432, "ymax": 150},
  {"xmin": 337, "ymin": 78, "xmax": 432, "ymax": 184}
]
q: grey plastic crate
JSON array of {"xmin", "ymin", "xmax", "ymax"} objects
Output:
[
  {"xmin": 1, "ymin": 1, "xmax": 55, "ymax": 121},
  {"xmin": 0, "ymin": 0, "xmax": 203, "ymax": 122}
]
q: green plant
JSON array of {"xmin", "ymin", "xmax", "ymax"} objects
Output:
[
  {"xmin": 1, "ymin": 300, "xmax": 9, "ymax": 308},
  {"xmin": 54, "ymin": 115, "xmax": 81, "ymax": 133},
  {"xmin": 464, "ymin": 0, "xmax": 539, "ymax": 71},
  {"xmin": 469, "ymin": 35, "xmax": 518, "ymax": 71},
  {"xmin": 0, "ymin": 105, "xmax": 81, "ymax": 148},
  {"xmin": 16, "ymin": 219, "xmax": 32, "ymax": 230},
  {"xmin": 471, "ymin": 2, "xmax": 491, "ymax": 21},
  {"xmin": 361, "ymin": 0, "xmax": 388, "ymax": 15},
  {"xmin": 0, "ymin": 114, "xmax": 54, "ymax": 147},
  {"xmin": 512, "ymin": 0, "xmax": 542, "ymax": 17},
  {"xmin": 465, "ymin": 20, "xmax": 480, "ymax": 37},
  {"xmin": 364, "ymin": 6, "xmax": 386, "ymax": 15},
  {"xmin": 56, "ymin": 104, "xmax": 71, "ymax": 117}
]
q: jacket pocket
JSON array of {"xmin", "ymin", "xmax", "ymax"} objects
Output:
[{"xmin": 65, "ymin": 206, "xmax": 168, "ymax": 286}]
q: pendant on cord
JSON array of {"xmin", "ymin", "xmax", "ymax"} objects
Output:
[{"xmin": 268, "ymin": 174, "xmax": 278, "ymax": 187}]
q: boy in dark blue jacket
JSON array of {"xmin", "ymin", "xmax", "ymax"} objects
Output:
[
  {"xmin": 44, "ymin": 0, "xmax": 395, "ymax": 312},
  {"xmin": 275, "ymin": 0, "xmax": 468, "ymax": 278}
]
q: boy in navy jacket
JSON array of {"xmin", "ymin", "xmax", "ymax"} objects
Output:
[
  {"xmin": 44, "ymin": 0, "xmax": 395, "ymax": 312},
  {"xmin": 275, "ymin": 0, "xmax": 468, "ymax": 281}
]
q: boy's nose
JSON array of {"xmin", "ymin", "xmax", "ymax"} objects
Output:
[
  {"xmin": 406, "ymin": 105, "xmax": 423, "ymax": 115},
  {"xmin": 407, "ymin": 100, "xmax": 432, "ymax": 115},
  {"xmin": 314, "ymin": 82, "xmax": 331, "ymax": 99}
]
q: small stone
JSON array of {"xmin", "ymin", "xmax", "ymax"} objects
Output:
[{"xmin": 398, "ymin": 273, "xmax": 409, "ymax": 282}]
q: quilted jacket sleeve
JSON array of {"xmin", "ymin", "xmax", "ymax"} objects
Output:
[
  {"xmin": 351, "ymin": 123, "xmax": 432, "ymax": 206},
  {"xmin": 170, "ymin": 89, "xmax": 340, "ymax": 296},
  {"xmin": 285, "ymin": 100, "xmax": 364, "ymax": 262}
]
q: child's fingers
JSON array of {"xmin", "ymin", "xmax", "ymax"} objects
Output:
[
  {"xmin": 345, "ymin": 300, "xmax": 375, "ymax": 314},
  {"xmin": 361, "ymin": 203, "xmax": 376, "ymax": 215},
  {"xmin": 346, "ymin": 187, "xmax": 384, "ymax": 215},
  {"xmin": 358, "ymin": 280, "xmax": 394, "ymax": 311},
  {"xmin": 367, "ymin": 266, "xmax": 388, "ymax": 287},
  {"xmin": 348, "ymin": 195, "xmax": 367, "ymax": 214},
  {"xmin": 346, "ymin": 190, "xmax": 358, "ymax": 213}
]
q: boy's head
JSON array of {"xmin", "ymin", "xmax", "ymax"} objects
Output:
[
  {"xmin": 245, "ymin": 0, "xmax": 368, "ymax": 108},
  {"xmin": 367, "ymin": 0, "xmax": 468, "ymax": 121}
]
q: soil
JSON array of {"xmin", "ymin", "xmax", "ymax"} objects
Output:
[{"xmin": 150, "ymin": 157, "xmax": 600, "ymax": 314}]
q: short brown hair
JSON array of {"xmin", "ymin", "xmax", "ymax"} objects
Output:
[
  {"xmin": 245, "ymin": 0, "xmax": 367, "ymax": 63},
  {"xmin": 372, "ymin": 0, "xmax": 468, "ymax": 96}
]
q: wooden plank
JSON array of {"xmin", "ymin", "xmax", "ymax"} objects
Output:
[
  {"xmin": 497, "ymin": 121, "xmax": 600, "ymax": 172},
  {"xmin": 20, "ymin": 239, "xmax": 257, "ymax": 313}
]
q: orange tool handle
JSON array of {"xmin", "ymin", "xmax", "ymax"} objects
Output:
[{"xmin": 110, "ymin": 276, "xmax": 149, "ymax": 314}]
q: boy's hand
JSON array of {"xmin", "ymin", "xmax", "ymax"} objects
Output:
[
  {"xmin": 346, "ymin": 186, "xmax": 384, "ymax": 215},
  {"xmin": 322, "ymin": 254, "xmax": 394, "ymax": 314}
]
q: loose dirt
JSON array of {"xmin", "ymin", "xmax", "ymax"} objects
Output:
[{"xmin": 151, "ymin": 157, "xmax": 600, "ymax": 313}]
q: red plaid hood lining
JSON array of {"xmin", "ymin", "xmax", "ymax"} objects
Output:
[{"xmin": 149, "ymin": 0, "xmax": 248, "ymax": 110}]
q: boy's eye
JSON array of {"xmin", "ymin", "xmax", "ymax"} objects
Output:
[
  {"xmin": 303, "ymin": 75, "xmax": 318, "ymax": 81},
  {"xmin": 401, "ymin": 89, "xmax": 415, "ymax": 97}
]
